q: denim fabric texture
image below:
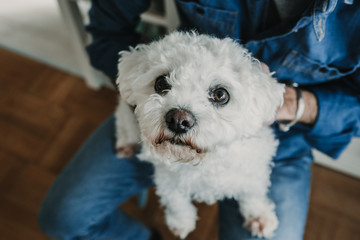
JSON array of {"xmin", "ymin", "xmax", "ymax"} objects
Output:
[{"xmin": 39, "ymin": 0, "xmax": 360, "ymax": 239}]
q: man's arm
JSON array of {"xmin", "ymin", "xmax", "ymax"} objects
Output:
[
  {"xmin": 86, "ymin": 0, "xmax": 151, "ymax": 80},
  {"xmin": 276, "ymin": 87, "xmax": 318, "ymax": 126},
  {"xmin": 276, "ymin": 72, "xmax": 360, "ymax": 159}
]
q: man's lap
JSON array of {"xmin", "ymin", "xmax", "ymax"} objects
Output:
[
  {"xmin": 219, "ymin": 154, "xmax": 312, "ymax": 240},
  {"xmin": 38, "ymin": 115, "xmax": 313, "ymax": 240},
  {"xmin": 38, "ymin": 115, "xmax": 154, "ymax": 239}
]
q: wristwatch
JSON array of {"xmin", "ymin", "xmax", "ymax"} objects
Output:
[{"xmin": 278, "ymin": 82, "xmax": 305, "ymax": 132}]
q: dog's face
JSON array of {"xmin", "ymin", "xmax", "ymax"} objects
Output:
[{"xmin": 117, "ymin": 32, "xmax": 284, "ymax": 163}]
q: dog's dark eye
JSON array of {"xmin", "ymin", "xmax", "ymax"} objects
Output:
[
  {"xmin": 154, "ymin": 75, "xmax": 171, "ymax": 95},
  {"xmin": 209, "ymin": 88, "xmax": 230, "ymax": 105}
]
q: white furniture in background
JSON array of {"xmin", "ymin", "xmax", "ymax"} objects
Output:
[{"xmin": 57, "ymin": 0, "xmax": 179, "ymax": 89}]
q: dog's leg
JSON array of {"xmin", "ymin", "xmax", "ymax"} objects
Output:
[
  {"xmin": 237, "ymin": 194, "xmax": 278, "ymax": 238},
  {"xmin": 159, "ymin": 190, "xmax": 197, "ymax": 239},
  {"xmin": 115, "ymin": 99, "xmax": 140, "ymax": 157}
]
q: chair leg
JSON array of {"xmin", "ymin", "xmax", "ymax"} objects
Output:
[{"xmin": 57, "ymin": 0, "xmax": 112, "ymax": 89}]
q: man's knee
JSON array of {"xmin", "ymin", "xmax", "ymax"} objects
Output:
[{"xmin": 37, "ymin": 197, "xmax": 88, "ymax": 239}]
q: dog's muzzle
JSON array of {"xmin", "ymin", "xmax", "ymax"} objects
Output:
[
  {"xmin": 165, "ymin": 108, "xmax": 196, "ymax": 134},
  {"xmin": 153, "ymin": 109, "xmax": 205, "ymax": 158}
]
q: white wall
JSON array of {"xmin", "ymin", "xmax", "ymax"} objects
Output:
[{"xmin": 314, "ymin": 138, "xmax": 360, "ymax": 179}]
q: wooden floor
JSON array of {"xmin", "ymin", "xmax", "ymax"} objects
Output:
[{"xmin": 0, "ymin": 48, "xmax": 359, "ymax": 240}]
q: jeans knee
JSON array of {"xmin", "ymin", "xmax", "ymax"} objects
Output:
[
  {"xmin": 37, "ymin": 198, "xmax": 86, "ymax": 239},
  {"xmin": 38, "ymin": 202, "xmax": 65, "ymax": 239},
  {"xmin": 38, "ymin": 203, "xmax": 60, "ymax": 238},
  {"xmin": 38, "ymin": 200, "xmax": 152, "ymax": 240}
]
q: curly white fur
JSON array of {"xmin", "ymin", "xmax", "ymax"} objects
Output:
[{"xmin": 115, "ymin": 32, "xmax": 284, "ymax": 239}]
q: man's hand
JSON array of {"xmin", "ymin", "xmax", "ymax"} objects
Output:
[
  {"xmin": 276, "ymin": 86, "xmax": 318, "ymax": 125},
  {"xmin": 261, "ymin": 62, "xmax": 318, "ymax": 126}
]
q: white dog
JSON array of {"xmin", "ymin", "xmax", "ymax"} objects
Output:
[{"xmin": 115, "ymin": 32, "xmax": 284, "ymax": 239}]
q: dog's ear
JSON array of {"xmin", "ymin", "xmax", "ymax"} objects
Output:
[{"xmin": 116, "ymin": 45, "xmax": 151, "ymax": 106}]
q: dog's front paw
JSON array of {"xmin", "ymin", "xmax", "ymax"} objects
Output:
[
  {"xmin": 244, "ymin": 210, "xmax": 278, "ymax": 238},
  {"xmin": 115, "ymin": 99, "xmax": 140, "ymax": 158},
  {"xmin": 168, "ymin": 224, "xmax": 195, "ymax": 239},
  {"xmin": 116, "ymin": 143, "xmax": 138, "ymax": 158},
  {"xmin": 166, "ymin": 211, "xmax": 197, "ymax": 239}
]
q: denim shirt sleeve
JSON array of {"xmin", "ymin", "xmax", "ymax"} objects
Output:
[
  {"xmin": 85, "ymin": 0, "xmax": 150, "ymax": 79},
  {"xmin": 305, "ymin": 72, "xmax": 360, "ymax": 159},
  {"xmin": 244, "ymin": 0, "xmax": 360, "ymax": 160}
]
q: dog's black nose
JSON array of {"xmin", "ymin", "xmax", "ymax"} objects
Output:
[{"xmin": 165, "ymin": 109, "xmax": 196, "ymax": 134}]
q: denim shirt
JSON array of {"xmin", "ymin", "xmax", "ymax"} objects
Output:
[{"xmin": 86, "ymin": 0, "xmax": 360, "ymax": 159}]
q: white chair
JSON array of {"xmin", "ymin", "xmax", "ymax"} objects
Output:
[{"xmin": 57, "ymin": 0, "xmax": 179, "ymax": 90}]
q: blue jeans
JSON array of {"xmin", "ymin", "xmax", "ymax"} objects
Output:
[{"xmin": 38, "ymin": 115, "xmax": 312, "ymax": 240}]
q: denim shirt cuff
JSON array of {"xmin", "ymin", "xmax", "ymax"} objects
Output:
[
  {"xmin": 308, "ymin": 87, "xmax": 329, "ymax": 136},
  {"xmin": 305, "ymin": 86, "xmax": 353, "ymax": 158}
]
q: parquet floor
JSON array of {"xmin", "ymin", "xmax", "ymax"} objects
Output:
[{"xmin": 0, "ymin": 48, "xmax": 359, "ymax": 240}]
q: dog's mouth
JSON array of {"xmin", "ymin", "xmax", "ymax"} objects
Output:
[
  {"xmin": 168, "ymin": 137, "xmax": 202, "ymax": 153},
  {"xmin": 154, "ymin": 133, "xmax": 204, "ymax": 154},
  {"xmin": 169, "ymin": 137, "xmax": 188, "ymax": 146}
]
